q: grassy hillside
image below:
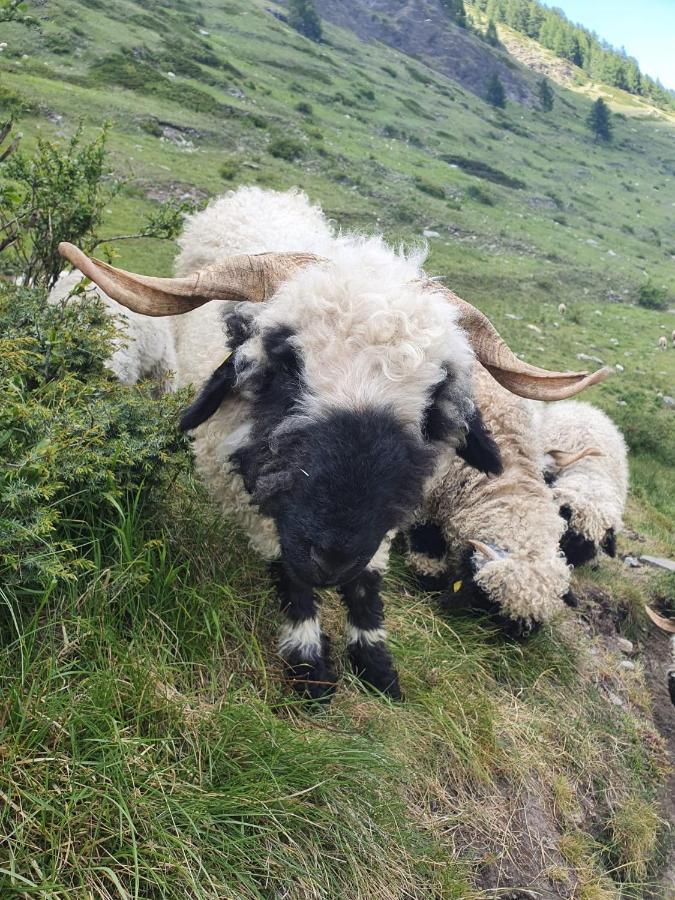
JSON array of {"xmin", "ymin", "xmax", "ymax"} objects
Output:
[{"xmin": 1, "ymin": 1, "xmax": 674, "ymax": 897}]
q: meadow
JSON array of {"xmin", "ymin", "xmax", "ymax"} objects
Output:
[{"xmin": 1, "ymin": 1, "xmax": 674, "ymax": 896}]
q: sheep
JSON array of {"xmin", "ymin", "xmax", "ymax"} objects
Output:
[
  {"xmin": 59, "ymin": 187, "xmax": 607, "ymax": 698},
  {"xmin": 672, "ymin": 329, "xmax": 675, "ymax": 348},
  {"xmin": 558, "ymin": 302, "xmax": 566, "ymax": 316},
  {"xmin": 406, "ymin": 392, "xmax": 627, "ymax": 630},
  {"xmin": 405, "ymin": 366, "xmax": 571, "ymax": 629},
  {"xmin": 48, "ymin": 269, "xmax": 177, "ymax": 392},
  {"xmin": 539, "ymin": 400, "xmax": 628, "ymax": 566},
  {"xmin": 658, "ymin": 335, "xmax": 667, "ymax": 350}
]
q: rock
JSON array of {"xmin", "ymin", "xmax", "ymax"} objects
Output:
[
  {"xmin": 422, "ymin": 229, "xmax": 440, "ymax": 238},
  {"xmin": 617, "ymin": 637, "xmax": 634, "ymax": 654},
  {"xmin": 620, "ymin": 660, "xmax": 636, "ymax": 670},
  {"xmin": 623, "ymin": 556, "xmax": 641, "ymax": 568},
  {"xmin": 577, "ymin": 353, "xmax": 604, "ymax": 364},
  {"xmin": 505, "ymin": 313, "xmax": 522, "ymax": 320},
  {"xmin": 527, "ymin": 323, "xmax": 542, "ymax": 333},
  {"xmin": 608, "ymin": 691, "xmax": 624, "ymax": 707},
  {"xmin": 662, "ymin": 395, "xmax": 675, "ymax": 408},
  {"xmin": 615, "ymin": 364, "xmax": 624, "ymax": 372},
  {"xmin": 607, "ymin": 249, "xmax": 617, "ymax": 256},
  {"xmin": 639, "ymin": 556, "xmax": 675, "ymax": 573}
]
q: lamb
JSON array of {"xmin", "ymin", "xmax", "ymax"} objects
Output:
[
  {"xmin": 658, "ymin": 335, "xmax": 667, "ymax": 350},
  {"xmin": 59, "ymin": 187, "xmax": 607, "ymax": 698},
  {"xmin": 48, "ymin": 269, "xmax": 177, "ymax": 391},
  {"xmin": 558, "ymin": 302, "xmax": 566, "ymax": 316},
  {"xmin": 406, "ymin": 392, "xmax": 627, "ymax": 630}
]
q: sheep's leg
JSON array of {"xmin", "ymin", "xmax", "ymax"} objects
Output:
[
  {"xmin": 339, "ymin": 570, "xmax": 401, "ymax": 699},
  {"xmin": 405, "ymin": 520, "xmax": 451, "ymax": 591},
  {"xmin": 272, "ymin": 563, "xmax": 336, "ymax": 700}
]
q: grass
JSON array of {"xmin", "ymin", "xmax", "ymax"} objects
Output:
[{"xmin": 1, "ymin": 0, "xmax": 674, "ymax": 895}]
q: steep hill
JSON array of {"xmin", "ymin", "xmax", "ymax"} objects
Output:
[{"xmin": 1, "ymin": 1, "xmax": 674, "ymax": 897}]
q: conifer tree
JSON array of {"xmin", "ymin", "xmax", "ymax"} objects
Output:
[
  {"xmin": 537, "ymin": 77, "xmax": 554, "ymax": 111},
  {"xmin": 287, "ymin": 0, "xmax": 322, "ymax": 42},
  {"xmin": 486, "ymin": 72, "xmax": 506, "ymax": 108},
  {"xmin": 484, "ymin": 18, "xmax": 499, "ymax": 46},
  {"xmin": 440, "ymin": 0, "xmax": 467, "ymax": 27},
  {"xmin": 587, "ymin": 97, "xmax": 613, "ymax": 142}
]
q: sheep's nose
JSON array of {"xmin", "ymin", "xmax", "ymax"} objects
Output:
[{"xmin": 310, "ymin": 545, "xmax": 353, "ymax": 582}]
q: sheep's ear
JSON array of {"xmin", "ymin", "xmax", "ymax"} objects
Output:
[
  {"xmin": 180, "ymin": 353, "xmax": 237, "ymax": 431},
  {"xmin": 456, "ymin": 409, "xmax": 503, "ymax": 476}
]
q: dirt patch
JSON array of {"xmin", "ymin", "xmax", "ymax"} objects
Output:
[{"xmin": 143, "ymin": 181, "xmax": 210, "ymax": 205}]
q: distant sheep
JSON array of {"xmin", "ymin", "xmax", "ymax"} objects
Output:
[
  {"xmin": 672, "ymin": 329, "xmax": 675, "ymax": 348},
  {"xmin": 59, "ymin": 187, "xmax": 607, "ymax": 697},
  {"xmin": 558, "ymin": 302, "xmax": 566, "ymax": 316},
  {"xmin": 658, "ymin": 335, "xmax": 667, "ymax": 350}
]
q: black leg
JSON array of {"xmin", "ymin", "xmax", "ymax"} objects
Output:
[
  {"xmin": 271, "ymin": 562, "xmax": 336, "ymax": 701},
  {"xmin": 339, "ymin": 569, "xmax": 401, "ymax": 699},
  {"xmin": 405, "ymin": 521, "xmax": 450, "ymax": 591}
]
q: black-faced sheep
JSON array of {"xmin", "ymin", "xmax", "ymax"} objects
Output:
[
  {"xmin": 59, "ymin": 187, "xmax": 607, "ymax": 698},
  {"xmin": 406, "ymin": 387, "xmax": 627, "ymax": 631}
]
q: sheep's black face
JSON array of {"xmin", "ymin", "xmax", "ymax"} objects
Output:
[
  {"xmin": 183, "ymin": 321, "xmax": 500, "ymax": 588},
  {"xmin": 267, "ymin": 409, "xmax": 436, "ymax": 587}
]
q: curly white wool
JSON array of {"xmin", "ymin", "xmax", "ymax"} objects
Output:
[
  {"xmin": 538, "ymin": 400, "xmax": 628, "ymax": 545},
  {"xmin": 171, "ymin": 187, "xmax": 477, "ymax": 563}
]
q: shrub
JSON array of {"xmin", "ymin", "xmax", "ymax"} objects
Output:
[
  {"xmin": 287, "ymin": 0, "xmax": 322, "ymax": 42},
  {"xmin": 0, "ymin": 126, "xmax": 109, "ymax": 288},
  {"xmin": 219, "ymin": 159, "xmax": 240, "ymax": 181},
  {"xmin": 466, "ymin": 184, "xmax": 495, "ymax": 205},
  {"xmin": 636, "ymin": 281, "xmax": 668, "ymax": 310},
  {"xmin": 0, "ymin": 283, "xmax": 188, "ymax": 590},
  {"xmin": 268, "ymin": 135, "xmax": 305, "ymax": 161},
  {"xmin": 295, "ymin": 100, "xmax": 313, "ymax": 115},
  {"xmin": 414, "ymin": 176, "xmax": 445, "ymax": 199}
]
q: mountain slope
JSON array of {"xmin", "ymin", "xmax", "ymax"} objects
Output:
[{"xmin": 1, "ymin": 1, "xmax": 674, "ymax": 897}]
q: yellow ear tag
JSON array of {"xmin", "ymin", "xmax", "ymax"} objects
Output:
[{"xmin": 453, "ymin": 580, "xmax": 463, "ymax": 593}]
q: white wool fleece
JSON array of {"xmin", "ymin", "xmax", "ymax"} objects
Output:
[
  {"xmin": 170, "ymin": 186, "xmax": 479, "ymax": 564},
  {"xmin": 537, "ymin": 400, "xmax": 628, "ymax": 545}
]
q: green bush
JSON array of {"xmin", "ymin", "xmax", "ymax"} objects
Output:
[
  {"xmin": 0, "ymin": 283, "xmax": 188, "ymax": 590},
  {"xmin": 268, "ymin": 135, "xmax": 305, "ymax": 161},
  {"xmin": 295, "ymin": 100, "xmax": 313, "ymax": 115},
  {"xmin": 414, "ymin": 176, "xmax": 445, "ymax": 199},
  {"xmin": 0, "ymin": 126, "xmax": 109, "ymax": 288},
  {"xmin": 636, "ymin": 281, "xmax": 668, "ymax": 310},
  {"xmin": 466, "ymin": 184, "xmax": 495, "ymax": 205},
  {"xmin": 219, "ymin": 159, "xmax": 240, "ymax": 181}
]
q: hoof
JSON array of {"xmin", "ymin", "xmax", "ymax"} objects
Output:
[
  {"xmin": 348, "ymin": 642, "xmax": 402, "ymax": 700},
  {"xmin": 284, "ymin": 635, "xmax": 337, "ymax": 702}
]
